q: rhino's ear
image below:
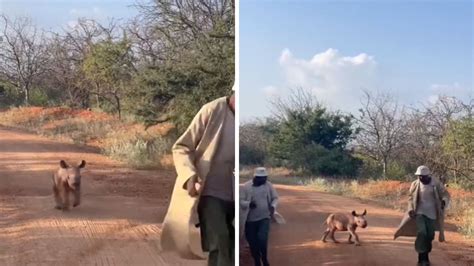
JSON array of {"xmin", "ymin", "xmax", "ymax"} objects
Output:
[
  {"xmin": 351, "ymin": 210, "xmax": 357, "ymax": 216},
  {"xmin": 60, "ymin": 160, "xmax": 69, "ymax": 169},
  {"xmin": 78, "ymin": 160, "xmax": 86, "ymax": 168},
  {"xmin": 362, "ymin": 209, "xmax": 367, "ymax": 216}
]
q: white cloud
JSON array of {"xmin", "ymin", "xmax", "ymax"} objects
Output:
[
  {"xmin": 278, "ymin": 48, "xmax": 377, "ymax": 111},
  {"xmin": 430, "ymin": 82, "xmax": 461, "ymax": 92},
  {"xmin": 427, "ymin": 82, "xmax": 472, "ymax": 103},
  {"xmin": 69, "ymin": 6, "xmax": 102, "ymax": 16},
  {"xmin": 67, "ymin": 20, "xmax": 78, "ymax": 28},
  {"xmin": 262, "ymin": 85, "xmax": 280, "ymax": 97},
  {"xmin": 427, "ymin": 94, "xmax": 439, "ymax": 104},
  {"xmin": 66, "ymin": 6, "xmax": 106, "ymax": 29},
  {"xmin": 68, "ymin": 6, "xmax": 104, "ymax": 23}
]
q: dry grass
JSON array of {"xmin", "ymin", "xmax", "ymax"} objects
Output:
[
  {"xmin": 0, "ymin": 107, "xmax": 175, "ymax": 168},
  {"xmin": 240, "ymin": 166, "xmax": 474, "ymax": 238}
]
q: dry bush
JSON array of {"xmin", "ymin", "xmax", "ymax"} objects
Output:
[{"xmin": 0, "ymin": 107, "xmax": 174, "ymax": 168}]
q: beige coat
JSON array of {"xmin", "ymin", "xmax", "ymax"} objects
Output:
[
  {"xmin": 239, "ymin": 181, "xmax": 285, "ymax": 240},
  {"xmin": 394, "ymin": 178, "xmax": 450, "ymax": 242},
  {"xmin": 161, "ymin": 97, "xmax": 234, "ymax": 259}
]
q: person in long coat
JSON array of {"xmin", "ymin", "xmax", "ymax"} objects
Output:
[
  {"xmin": 394, "ymin": 165, "xmax": 450, "ymax": 266},
  {"xmin": 161, "ymin": 86, "xmax": 235, "ymax": 266}
]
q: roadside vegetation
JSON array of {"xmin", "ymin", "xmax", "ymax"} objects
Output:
[
  {"xmin": 0, "ymin": 106, "xmax": 174, "ymax": 168},
  {"xmin": 0, "ymin": 0, "xmax": 234, "ymax": 168}
]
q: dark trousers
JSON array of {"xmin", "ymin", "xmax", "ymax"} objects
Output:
[
  {"xmin": 198, "ymin": 196, "xmax": 235, "ymax": 266},
  {"xmin": 245, "ymin": 218, "xmax": 270, "ymax": 266},
  {"xmin": 415, "ymin": 214, "xmax": 436, "ymax": 254}
]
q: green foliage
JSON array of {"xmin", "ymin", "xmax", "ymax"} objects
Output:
[
  {"xmin": 461, "ymin": 208, "xmax": 474, "ymax": 238},
  {"xmin": 0, "ymin": 82, "xmax": 23, "ymax": 107},
  {"xmin": 357, "ymin": 155, "xmax": 383, "ymax": 179},
  {"xmin": 442, "ymin": 117, "xmax": 473, "ymax": 184},
  {"xmin": 103, "ymin": 132, "xmax": 173, "ymax": 168},
  {"xmin": 82, "ymin": 39, "xmax": 133, "ymax": 117},
  {"xmin": 240, "ymin": 143, "xmax": 266, "ymax": 165},
  {"xmin": 29, "ymin": 88, "xmax": 49, "ymax": 106},
  {"xmin": 358, "ymin": 155, "xmax": 410, "ymax": 180},
  {"xmin": 239, "ymin": 119, "xmax": 278, "ymax": 165},
  {"xmin": 125, "ymin": 0, "xmax": 234, "ymax": 134},
  {"xmin": 83, "ymin": 40, "xmax": 132, "ymax": 88},
  {"xmin": 386, "ymin": 161, "xmax": 410, "ymax": 180},
  {"xmin": 128, "ymin": 58, "xmax": 233, "ymax": 135},
  {"xmin": 268, "ymin": 105, "xmax": 359, "ymax": 176}
]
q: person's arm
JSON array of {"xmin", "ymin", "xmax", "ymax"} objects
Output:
[
  {"xmin": 172, "ymin": 105, "xmax": 210, "ymax": 197},
  {"xmin": 269, "ymin": 183, "xmax": 279, "ymax": 214},
  {"xmin": 240, "ymin": 186, "xmax": 251, "ymax": 210},
  {"xmin": 407, "ymin": 181, "xmax": 416, "ymax": 218}
]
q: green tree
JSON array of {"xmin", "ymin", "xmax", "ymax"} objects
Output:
[
  {"xmin": 129, "ymin": 0, "xmax": 235, "ymax": 134},
  {"xmin": 239, "ymin": 119, "xmax": 279, "ymax": 165},
  {"xmin": 82, "ymin": 38, "xmax": 133, "ymax": 118},
  {"xmin": 268, "ymin": 89, "xmax": 359, "ymax": 176},
  {"xmin": 442, "ymin": 117, "xmax": 474, "ymax": 184}
]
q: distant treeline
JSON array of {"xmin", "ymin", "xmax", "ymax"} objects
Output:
[
  {"xmin": 240, "ymin": 89, "xmax": 473, "ymax": 188},
  {"xmin": 0, "ymin": 0, "xmax": 235, "ymax": 134}
]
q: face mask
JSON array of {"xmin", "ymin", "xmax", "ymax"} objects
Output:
[
  {"xmin": 253, "ymin": 176, "xmax": 267, "ymax": 187},
  {"xmin": 419, "ymin": 175, "xmax": 431, "ymax": 185}
]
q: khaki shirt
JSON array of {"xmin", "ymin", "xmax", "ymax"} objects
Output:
[{"xmin": 202, "ymin": 106, "xmax": 235, "ymax": 201}]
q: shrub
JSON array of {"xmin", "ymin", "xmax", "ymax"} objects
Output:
[
  {"xmin": 0, "ymin": 107, "xmax": 174, "ymax": 169},
  {"xmin": 461, "ymin": 208, "xmax": 474, "ymax": 238},
  {"xmin": 103, "ymin": 130, "xmax": 173, "ymax": 168}
]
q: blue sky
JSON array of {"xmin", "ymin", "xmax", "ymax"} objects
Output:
[
  {"xmin": 240, "ymin": 0, "xmax": 473, "ymax": 121},
  {"xmin": 0, "ymin": 0, "xmax": 137, "ymax": 31}
]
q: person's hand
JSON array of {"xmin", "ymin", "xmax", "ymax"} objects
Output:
[
  {"xmin": 441, "ymin": 200, "xmax": 446, "ymax": 210},
  {"xmin": 249, "ymin": 201, "xmax": 257, "ymax": 209},
  {"xmin": 269, "ymin": 206, "xmax": 275, "ymax": 215},
  {"xmin": 408, "ymin": 210, "xmax": 416, "ymax": 218},
  {"xmin": 187, "ymin": 178, "xmax": 201, "ymax": 197}
]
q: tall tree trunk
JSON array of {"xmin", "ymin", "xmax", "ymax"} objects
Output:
[
  {"xmin": 453, "ymin": 157, "xmax": 458, "ymax": 184},
  {"xmin": 24, "ymin": 85, "xmax": 30, "ymax": 106},
  {"xmin": 95, "ymin": 82, "xmax": 101, "ymax": 108},
  {"xmin": 115, "ymin": 94, "xmax": 121, "ymax": 119},
  {"xmin": 382, "ymin": 157, "xmax": 387, "ymax": 179}
]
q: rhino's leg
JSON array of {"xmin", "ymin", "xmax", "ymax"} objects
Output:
[
  {"xmin": 349, "ymin": 229, "xmax": 360, "ymax": 246},
  {"xmin": 73, "ymin": 187, "xmax": 81, "ymax": 207},
  {"xmin": 61, "ymin": 184, "xmax": 70, "ymax": 211},
  {"xmin": 330, "ymin": 229, "xmax": 339, "ymax": 243},
  {"xmin": 321, "ymin": 229, "xmax": 330, "ymax": 242},
  {"xmin": 348, "ymin": 233, "xmax": 354, "ymax": 243},
  {"xmin": 53, "ymin": 185, "xmax": 62, "ymax": 210}
]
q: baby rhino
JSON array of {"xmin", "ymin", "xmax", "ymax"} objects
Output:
[
  {"xmin": 321, "ymin": 210, "xmax": 368, "ymax": 246},
  {"xmin": 52, "ymin": 160, "xmax": 86, "ymax": 211}
]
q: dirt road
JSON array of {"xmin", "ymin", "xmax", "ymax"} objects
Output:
[
  {"xmin": 240, "ymin": 185, "xmax": 474, "ymax": 266},
  {"xmin": 0, "ymin": 126, "xmax": 205, "ymax": 265}
]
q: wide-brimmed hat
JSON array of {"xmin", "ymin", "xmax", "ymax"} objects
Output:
[
  {"xmin": 415, "ymin": 165, "xmax": 430, "ymax": 176},
  {"xmin": 254, "ymin": 167, "xmax": 268, "ymax": 177}
]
